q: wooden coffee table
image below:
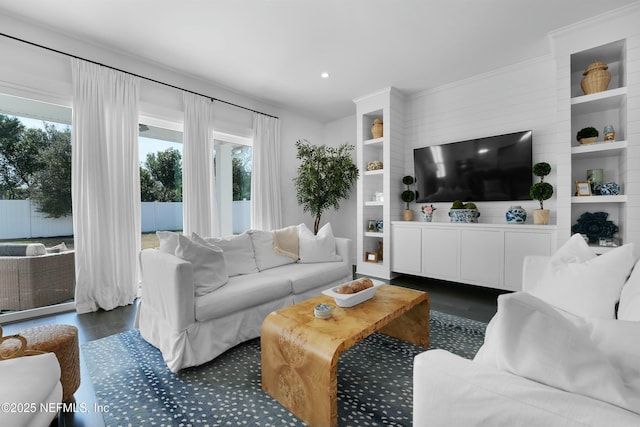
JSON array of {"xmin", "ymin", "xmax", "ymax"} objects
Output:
[{"xmin": 261, "ymin": 284, "xmax": 429, "ymax": 427}]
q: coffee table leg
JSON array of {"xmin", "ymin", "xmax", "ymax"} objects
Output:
[
  {"xmin": 379, "ymin": 299, "xmax": 429, "ymax": 347},
  {"xmin": 261, "ymin": 314, "xmax": 339, "ymax": 427}
]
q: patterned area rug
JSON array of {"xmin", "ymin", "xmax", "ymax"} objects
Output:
[{"xmin": 82, "ymin": 310, "xmax": 486, "ymax": 426}]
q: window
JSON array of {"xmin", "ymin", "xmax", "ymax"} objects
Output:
[
  {"xmin": 139, "ymin": 123, "xmax": 183, "ymax": 248},
  {"xmin": 215, "ymin": 134, "xmax": 252, "ymax": 236},
  {"xmin": 0, "ymin": 93, "xmax": 74, "ymax": 315}
]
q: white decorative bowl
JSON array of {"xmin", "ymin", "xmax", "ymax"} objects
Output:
[{"xmin": 322, "ymin": 279, "xmax": 384, "ymax": 308}]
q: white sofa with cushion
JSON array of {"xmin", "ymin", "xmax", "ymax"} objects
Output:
[
  {"xmin": 413, "ymin": 234, "xmax": 640, "ymax": 426},
  {"xmin": 137, "ymin": 223, "xmax": 352, "ymax": 372}
]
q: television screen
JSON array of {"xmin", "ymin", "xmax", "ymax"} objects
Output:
[{"xmin": 414, "ymin": 130, "xmax": 533, "ymax": 203}]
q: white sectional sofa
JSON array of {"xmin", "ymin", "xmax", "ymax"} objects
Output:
[
  {"xmin": 137, "ymin": 224, "xmax": 352, "ymax": 372},
  {"xmin": 413, "ymin": 234, "xmax": 640, "ymax": 426}
]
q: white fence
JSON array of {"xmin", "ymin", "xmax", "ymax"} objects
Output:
[{"xmin": 0, "ymin": 200, "xmax": 251, "ymax": 239}]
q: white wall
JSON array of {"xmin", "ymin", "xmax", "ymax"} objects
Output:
[{"xmin": 403, "ymin": 55, "xmax": 559, "ymax": 225}]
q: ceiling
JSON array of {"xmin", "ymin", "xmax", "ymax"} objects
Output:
[{"xmin": 0, "ymin": 0, "xmax": 638, "ymax": 122}]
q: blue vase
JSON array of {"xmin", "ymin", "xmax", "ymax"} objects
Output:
[
  {"xmin": 599, "ymin": 182, "xmax": 620, "ymax": 196},
  {"xmin": 506, "ymin": 206, "xmax": 527, "ymax": 224}
]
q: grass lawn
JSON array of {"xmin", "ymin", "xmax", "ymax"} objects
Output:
[{"xmin": 0, "ymin": 232, "xmax": 165, "ymax": 250}]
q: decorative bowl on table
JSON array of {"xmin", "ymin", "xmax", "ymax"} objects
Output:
[{"xmin": 322, "ymin": 278, "xmax": 384, "ymax": 308}]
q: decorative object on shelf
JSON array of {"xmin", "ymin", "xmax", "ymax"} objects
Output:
[
  {"xmin": 575, "ymin": 180, "xmax": 592, "ymax": 196},
  {"xmin": 448, "ymin": 200, "xmax": 480, "ymax": 223},
  {"xmin": 576, "ymin": 126, "xmax": 599, "ymax": 145},
  {"xmin": 371, "ymin": 118, "xmax": 383, "ymax": 139},
  {"xmin": 373, "ymin": 191, "xmax": 384, "ymax": 202},
  {"xmin": 529, "ymin": 162, "xmax": 553, "ymax": 225},
  {"xmin": 599, "ymin": 237, "xmax": 620, "ymax": 247},
  {"xmin": 603, "ymin": 125, "xmax": 616, "ymax": 142},
  {"xmin": 367, "ymin": 160, "xmax": 383, "ymax": 171},
  {"xmin": 580, "ymin": 61, "xmax": 611, "ymax": 95},
  {"xmin": 571, "ymin": 211, "xmax": 618, "ymax": 244},
  {"xmin": 401, "ymin": 176, "xmax": 416, "ymax": 221},
  {"xmin": 505, "ymin": 205, "xmax": 527, "ymax": 224},
  {"xmin": 294, "ymin": 140, "xmax": 359, "ymax": 234},
  {"xmin": 587, "ymin": 169, "xmax": 603, "ymax": 194},
  {"xmin": 421, "ymin": 204, "xmax": 436, "ymax": 222},
  {"xmin": 599, "ymin": 182, "xmax": 620, "ymax": 196},
  {"xmin": 365, "ymin": 251, "xmax": 379, "ymax": 263},
  {"xmin": 375, "ymin": 220, "xmax": 383, "ymax": 232},
  {"xmin": 367, "ymin": 220, "xmax": 377, "ymax": 232}
]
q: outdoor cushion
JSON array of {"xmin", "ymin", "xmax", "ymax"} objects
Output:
[{"xmin": 0, "ymin": 243, "xmax": 46, "ymax": 257}]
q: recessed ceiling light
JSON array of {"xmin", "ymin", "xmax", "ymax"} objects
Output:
[{"xmin": 321, "ymin": 72, "xmax": 329, "ymax": 79}]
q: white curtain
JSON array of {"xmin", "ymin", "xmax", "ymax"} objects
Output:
[
  {"xmin": 71, "ymin": 59, "xmax": 140, "ymax": 314},
  {"xmin": 182, "ymin": 92, "xmax": 218, "ymax": 237},
  {"xmin": 251, "ymin": 113, "xmax": 282, "ymax": 230}
]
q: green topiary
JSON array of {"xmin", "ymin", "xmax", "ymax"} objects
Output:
[
  {"xmin": 530, "ymin": 162, "xmax": 553, "ymax": 210},
  {"xmin": 451, "ymin": 200, "xmax": 465, "ymax": 209},
  {"xmin": 576, "ymin": 127, "xmax": 599, "ymax": 141},
  {"xmin": 463, "ymin": 202, "xmax": 477, "ymax": 210},
  {"xmin": 401, "ymin": 176, "xmax": 416, "ymax": 209}
]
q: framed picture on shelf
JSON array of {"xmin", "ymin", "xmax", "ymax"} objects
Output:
[
  {"xmin": 575, "ymin": 180, "xmax": 592, "ymax": 196},
  {"xmin": 365, "ymin": 251, "xmax": 379, "ymax": 263}
]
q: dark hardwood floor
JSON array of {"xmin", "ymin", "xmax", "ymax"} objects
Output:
[{"xmin": 1, "ymin": 276, "xmax": 503, "ymax": 426}]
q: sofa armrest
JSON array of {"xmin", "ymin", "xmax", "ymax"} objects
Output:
[
  {"xmin": 335, "ymin": 237, "xmax": 352, "ymax": 267},
  {"xmin": 139, "ymin": 249, "xmax": 195, "ymax": 331},
  {"xmin": 522, "ymin": 255, "xmax": 550, "ymax": 293}
]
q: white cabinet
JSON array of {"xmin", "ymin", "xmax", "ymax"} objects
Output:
[
  {"xmin": 460, "ymin": 230, "xmax": 502, "ymax": 287},
  {"xmin": 422, "ymin": 227, "xmax": 458, "ymax": 282},
  {"xmin": 391, "ymin": 222, "xmax": 557, "ymax": 292},
  {"xmin": 392, "ymin": 225, "xmax": 421, "ymax": 274}
]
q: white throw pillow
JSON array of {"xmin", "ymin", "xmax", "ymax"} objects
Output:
[
  {"xmin": 157, "ymin": 231, "xmax": 180, "ymax": 254},
  {"xmin": 247, "ymin": 229, "xmax": 296, "ymax": 271},
  {"xmin": 529, "ymin": 235, "xmax": 636, "ymax": 319},
  {"xmin": 192, "ymin": 232, "xmax": 258, "ymax": 277},
  {"xmin": 618, "ymin": 260, "xmax": 640, "ymax": 321},
  {"xmin": 297, "ymin": 222, "xmax": 342, "ymax": 264},
  {"xmin": 174, "ymin": 234, "xmax": 228, "ymax": 296}
]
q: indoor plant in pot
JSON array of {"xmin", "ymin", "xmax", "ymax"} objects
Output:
[
  {"xmin": 401, "ymin": 176, "xmax": 416, "ymax": 221},
  {"xmin": 294, "ymin": 140, "xmax": 359, "ymax": 234},
  {"xmin": 529, "ymin": 162, "xmax": 553, "ymax": 225},
  {"xmin": 448, "ymin": 200, "xmax": 480, "ymax": 223},
  {"xmin": 576, "ymin": 126, "xmax": 599, "ymax": 145}
]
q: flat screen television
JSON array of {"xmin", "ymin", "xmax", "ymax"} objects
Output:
[{"xmin": 414, "ymin": 130, "xmax": 533, "ymax": 203}]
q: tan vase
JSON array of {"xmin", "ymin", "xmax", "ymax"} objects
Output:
[
  {"xmin": 403, "ymin": 210, "xmax": 414, "ymax": 221},
  {"xmin": 533, "ymin": 209, "xmax": 550, "ymax": 225},
  {"xmin": 371, "ymin": 118, "xmax": 383, "ymax": 138}
]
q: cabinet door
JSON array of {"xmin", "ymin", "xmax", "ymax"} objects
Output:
[
  {"xmin": 460, "ymin": 230, "xmax": 502, "ymax": 287},
  {"xmin": 422, "ymin": 228, "xmax": 458, "ymax": 281},
  {"xmin": 391, "ymin": 226, "xmax": 422, "ymax": 274},
  {"xmin": 504, "ymin": 231, "xmax": 553, "ymax": 291}
]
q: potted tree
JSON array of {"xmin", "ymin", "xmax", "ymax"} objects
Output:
[
  {"xmin": 294, "ymin": 140, "xmax": 359, "ymax": 234},
  {"xmin": 529, "ymin": 162, "xmax": 553, "ymax": 225},
  {"xmin": 401, "ymin": 176, "xmax": 415, "ymax": 221}
]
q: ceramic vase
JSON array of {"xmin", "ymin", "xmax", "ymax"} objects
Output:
[
  {"xmin": 422, "ymin": 213, "xmax": 433, "ymax": 222},
  {"xmin": 505, "ymin": 206, "xmax": 527, "ymax": 224},
  {"xmin": 371, "ymin": 118, "xmax": 383, "ymax": 138}
]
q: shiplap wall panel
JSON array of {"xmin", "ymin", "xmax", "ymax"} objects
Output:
[{"xmin": 404, "ymin": 56, "xmax": 559, "ymax": 225}]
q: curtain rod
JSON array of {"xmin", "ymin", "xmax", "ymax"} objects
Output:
[{"xmin": 0, "ymin": 31, "xmax": 279, "ymax": 120}]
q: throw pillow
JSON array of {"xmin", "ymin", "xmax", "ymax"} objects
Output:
[
  {"xmin": 174, "ymin": 234, "xmax": 228, "ymax": 296},
  {"xmin": 157, "ymin": 231, "xmax": 180, "ymax": 254},
  {"xmin": 298, "ymin": 222, "xmax": 342, "ymax": 264},
  {"xmin": 529, "ymin": 236, "xmax": 636, "ymax": 319},
  {"xmin": 192, "ymin": 232, "xmax": 258, "ymax": 277},
  {"xmin": 247, "ymin": 229, "xmax": 296, "ymax": 271},
  {"xmin": 618, "ymin": 260, "xmax": 640, "ymax": 321}
]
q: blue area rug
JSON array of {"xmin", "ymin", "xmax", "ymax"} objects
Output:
[{"xmin": 82, "ymin": 310, "xmax": 486, "ymax": 426}]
